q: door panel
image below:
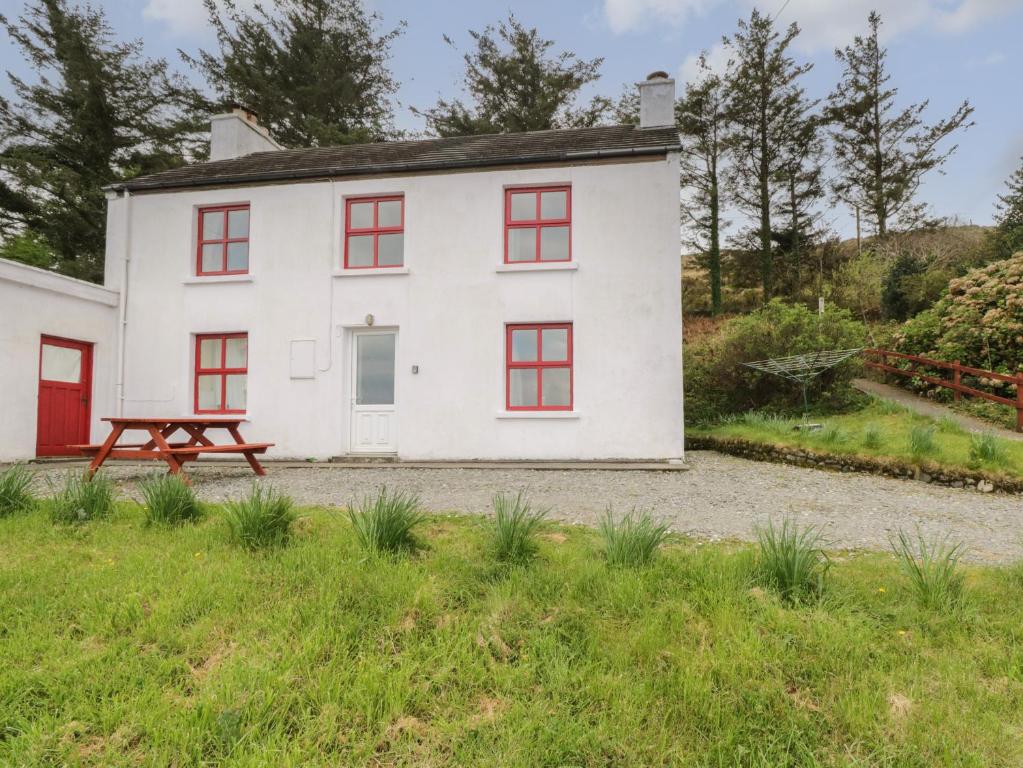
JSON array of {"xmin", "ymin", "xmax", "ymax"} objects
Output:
[
  {"xmin": 350, "ymin": 331, "xmax": 397, "ymax": 453},
  {"xmin": 37, "ymin": 336, "xmax": 93, "ymax": 456}
]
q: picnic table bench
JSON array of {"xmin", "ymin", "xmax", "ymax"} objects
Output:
[{"xmin": 72, "ymin": 417, "xmax": 273, "ymax": 479}]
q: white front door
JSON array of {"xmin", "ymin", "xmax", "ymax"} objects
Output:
[{"xmin": 350, "ymin": 330, "xmax": 397, "ymax": 453}]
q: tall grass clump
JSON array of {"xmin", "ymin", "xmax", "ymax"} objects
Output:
[
  {"xmin": 599, "ymin": 508, "xmax": 670, "ymax": 568},
  {"xmin": 890, "ymin": 528, "xmax": 965, "ymax": 612},
  {"xmin": 48, "ymin": 472, "xmax": 116, "ymax": 524},
  {"xmin": 138, "ymin": 473, "xmax": 203, "ymax": 526},
  {"xmin": 969, "ymin": 431, "xmax": 1009, "ymax": 466},
  {"xmin": 0, "ymin": 464, "xmax": 36, "ymax": 516},
  {"xmin": 489, "ymin": 491, "xmax": 547, "ymax": 564},
  {"xmin": 907, "ymin": 424, "xmax": 937, "ymax": 458},
  {"xmin": 860, "ymin": 423, "xmax": 885, "ymax": 450},
  {"xmin": 348, "ymin": 488, "xmax": 425, "ymax": 554},
  {"xmin": 224, "ymin": 483, "xmax": 295, "ymax": 550},
  {"xmin": 814, "ymin": 423, "xmax": 849, "ymax": 446},
  {"xmin": 740, "ymin": 411, "xmax": 792, "ymax": 436},
  {"xmin": 755, "ymin": 518, "xmax": 830, "ymax": 603}
]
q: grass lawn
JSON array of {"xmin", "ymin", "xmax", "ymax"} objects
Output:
[
  {"xmin": 692, "ymin": 398, "xmax": 1023, "ymax": 479},
  {"xmin": 2, "ymin": 502, "xmax": 1023, "ymax": 766}
]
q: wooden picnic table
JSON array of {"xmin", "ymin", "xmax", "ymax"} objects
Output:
[{"xmin": 73, "ymin": 417, "xmax": 273, "ymax": 479}]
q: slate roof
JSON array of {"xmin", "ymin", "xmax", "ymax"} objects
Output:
[{"xmin": 111, "ymin": 125, "xmax": 681, "ymax": 192}]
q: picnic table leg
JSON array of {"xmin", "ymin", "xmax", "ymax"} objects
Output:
[
  {"xmin": 146, "ymin": 426, "xmax": 186, "ymax": 478},
  {"xmin": 88, "ymin": 423, "xmax": 125, "ymax": 478},
  {"xmin": 228, "ymin": 426, "xmax": 267, "ymax": 476}
]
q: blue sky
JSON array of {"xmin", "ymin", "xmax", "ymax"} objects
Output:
[{"xmin": 2, "ymin": 0, "xmax": 1021, "ymax": 237}]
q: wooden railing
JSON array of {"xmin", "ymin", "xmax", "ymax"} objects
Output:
[{"xmin": 863, "ymin": 348, "xmax": 1023, "ymax": 432}]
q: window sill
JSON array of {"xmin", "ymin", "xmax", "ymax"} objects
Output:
[
  {"xmin": 495, "ymin": 262, "xmax": 578, "ymax": 273},
  {"xmin": 496, "ymin": 411, "xmax": 580, "ymax": 420},
  {"xmin": 333, "ymin": 267, "xmax": 410, "ymax": 277},
  {"xmin": 183, "ymin": 275, "xmax": 253, "ymax": 285}
]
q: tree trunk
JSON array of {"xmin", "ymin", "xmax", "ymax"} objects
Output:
[{"xmin": 709, "ymin": 158, "xmax": 721, "ymax": 315}]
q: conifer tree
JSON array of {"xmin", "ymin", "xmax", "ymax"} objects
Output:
[
  {"xmin": 187, "ymin": 0, "xmax": 403, "ymax": 147},
  {"xmin": 990, "ymin": 156, "xmax": 1023, "ymax": 259},
  {"xmin": 724, "ymin": 9, "xmax": 812, "ymax": 301},
  {"xmin": 0, "ymin": 0, "xmax": 197, "ymax": 282},
  {"xmin": 827, "ymin": 12, "xmax": 973, "ymax": 237},
  {"xmin": 678, "ymin": 55, "xmax": 729, "ymax": 314},
  {"xmin": 415, "ymin": 15, "xmax": 607, "ymax": 136}
]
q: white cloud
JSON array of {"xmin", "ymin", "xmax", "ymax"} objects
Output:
[
  {"xmin": 603, "ymin": 0, "xmax": 723, "ymax": 34},
  {"xmin": 604, "ymin": 0, "xmax": 1023, "ymax": 44},
  {"xmin": 678, "ymin": 41, "xmax": 729, "ymax": 83},
  {"xmin": 143, "ymin": 0, "xmax": 258, "ymax": 36}
]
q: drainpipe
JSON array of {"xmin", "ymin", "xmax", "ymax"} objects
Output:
[{"xmin": 115, "ymin": 189, "xmax": 132, "ymax": 417}]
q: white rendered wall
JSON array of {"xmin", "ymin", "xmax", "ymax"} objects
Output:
[
  {"xmin": 107, "ymin": 155, "xmax": 684, "ymax": 460},
  {"xmin": 0, "ymin": 258, "xmax": 119, "ymax": 462}
]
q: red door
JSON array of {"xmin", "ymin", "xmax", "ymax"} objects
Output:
[{"xmin": 36, "ymin": 336, "xmax": 93, "ymax": 456}]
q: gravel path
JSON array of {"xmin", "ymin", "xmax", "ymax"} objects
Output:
[{"xmin": 28, "ymin": 452, "xmax": 1023, "ymax": 563}]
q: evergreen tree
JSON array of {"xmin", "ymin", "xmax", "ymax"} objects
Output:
[
  {"xmin": 773, "ymin": 110, "xmax": 826, "ymax": 297},
  {"xmin": 678, "ymin": 55, "xmax": 729, "ymax": 314},
  {"xmin": 186, "ymin": 0, "xmax": 403, "ymax": 147},
  {"xmin": 415, "ymin": 15, "xmax": 607, "ymax": 136},
  {"xmin": 724, "ymin": 9, "xmax": 812, "ymax": 301},
  {"xmin": 827, "ymin": 12, "xmax": 973, "ymax": 237},
  {"xmin": 0, "ymin": 0, "xmax": 197, "ymax": 283},
  {"xmin": 990, "ymin": 156, "xmax": 1023, "ymax": 259}
]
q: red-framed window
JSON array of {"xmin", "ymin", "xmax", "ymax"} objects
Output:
[
  {"xmin": 504, "ymin": 186, "xmax": 571, "ymax": 264},
  {"xmin": 195, "ymin": 333, "xmax": 248, "ymax": 414},
  {"xmin": 506, "ymin": 323, "xmax": 573, "ymax": 410},
  {"xmin": 344, "ymin": 195, "xmax": 404, "ymax": 268},
  {"xmin": 197, "ymin": 204, "xmax": 250, "ymax": 276}
]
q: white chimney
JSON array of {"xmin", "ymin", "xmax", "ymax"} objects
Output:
[
  {"xmin": 209, "ymin": 104, "xmax": 283, "ymax": 161},
  {"xmin": 637, "ymin": 71, "xmax": 675, "ymax": 129}
]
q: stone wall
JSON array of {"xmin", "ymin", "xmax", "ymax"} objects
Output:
[{"xmin": 686, "ymin": 436, "xmax": 1022, "ymax": 495}]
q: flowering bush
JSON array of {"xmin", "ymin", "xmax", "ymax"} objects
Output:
[{"xmin": 893, "ymin": 253, "xmax": 1023, "ymax": 376}]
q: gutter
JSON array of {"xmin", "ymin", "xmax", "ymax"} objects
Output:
[{"xmin": 104, "ymin": 144, "xmax": 682, "ymax": 194}]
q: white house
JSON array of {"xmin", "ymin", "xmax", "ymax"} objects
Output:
[{"xmin": 0, "ymin": 73, "xmax": 684, "ymax": 463}]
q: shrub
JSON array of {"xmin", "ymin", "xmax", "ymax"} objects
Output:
[
  {"xmin": 138, "ymin": 473, "xmax": 203, "ymax": 526},
  {"xmin": 489, "ymin": 491, "xmax": 547, "ymax": 564},
  {"xmin": 224, "ymin": 484, "xmax": 295, "ymax": 550},
  {"xmin": 348, "ymin": 488, "xmax": 424, "ymax": 554},
  {"xmin": 599, "ymin": 508, "xmax": 669, "ymax": 568},
  {"xmin": 684, "ymin": 300, "xmax": 867, "ymax": 422},
  {"xmin": 969, "ymin": 432, "xmax": 1009, "ymax": 466},
  {"xmin": 0, "ymin": 464, "xmax": 36, "ymax": 516},
  {"xmin": 893, "ymin": 252, "xmax": 1023, "ymax": 376},
  {"xmin": 890, "ymin": 529, "xmax": 965, "ymax": 612},
  {"xmin": 861, "ymin": 423, "xmax": 885, "ymax": 450},
  {"xmin": 754, "ymin": 518, "xmax": 830, "ymax": 603},
  {"xmin": 907, "ymin": 424, "xmax": 937, "ymax": 458},
  {"xmin": 49, "ymin": 472, "xmax": 116, "ymax": 524}
]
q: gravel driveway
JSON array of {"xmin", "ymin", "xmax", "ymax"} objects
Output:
[{"xmin": 28, "ymin": 451, "xmax": 1023, "ymax": 563}]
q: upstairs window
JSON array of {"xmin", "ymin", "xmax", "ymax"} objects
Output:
[
  {"xmin": 345, "ymin": 195, "xmax": 404, "ymax": 268},
  {"xmin": 197, "ymin": 204, "xmax": 249, "ymax": 275},
  {"xmin": 195, "ymin": 333, "xmax": 247, "ymax": 414},
  {"xmin": 506, "ymin": 323, "xmax": 573, "ymax": 410},
  {"xmin": 505, "ymin": 186, "xmax": 571, "ymax": 264}
]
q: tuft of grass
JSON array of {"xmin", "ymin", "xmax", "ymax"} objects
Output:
[
  {"xmin": 48, "ymin": 471, "xmax": 116, "ymax": 524},
  {"xmin": 348, "ymin": 487, "xmax": 425, "ymax": 554},
  {"xmin": 754, "ymin": 518, "xmax": 830, "ymax": 603},
  {"xmin": 907, "ymin": 424, "xmax": 938, "ymax": 458},
  {"xmin": 814, "ymin": 423, "xmax": 849, "ymax": 446},
  {"xmin": 937, "ymin": 415, "xmax": 965, "ymax": 435},
  {"xmin": 860, "ymin": 422, "xmax": 885, "ymax": 450},
  {"xmin": 599, "ymin": 508, "xmax": 669, "ymax": 568},
  {"xmin": 489, "ymin": 491, "xmax": 547, "ymax": 564},
  {"xmin": 138, "ymin": 473, "xmax": 204, "ymax": 526},
  {"xmin": 739, "ymin": 411, "xmax": 792, "ymax": 436},
  {"xmin": 0, "ymin": 464, "xmax": 36, "ymax": 517},
  {"xmin": 224, "ymin": 483, "xmax": 295, "ymax": 550},
  {"xmin": 969, "ymin": 431, "xmax": 1009, "ymax": 466},
  {"xmin": 890, "ymin": 528, "xmax": 965, "ymax": 612}
]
